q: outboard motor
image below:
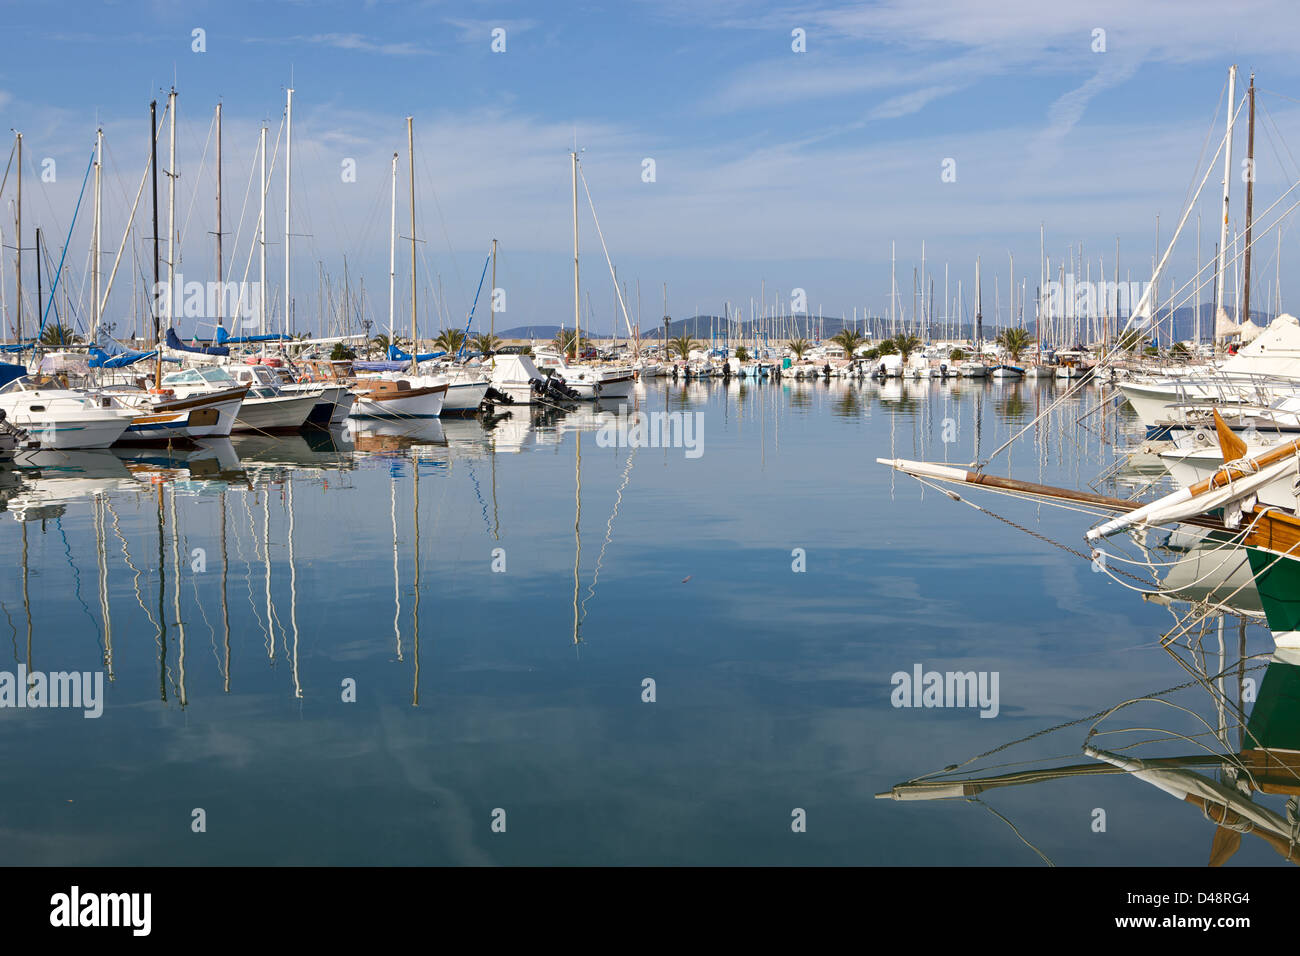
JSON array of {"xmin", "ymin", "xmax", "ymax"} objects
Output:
[{"xmin": 483, "ymin": 386, "xmax": 514, "ymax": 406}]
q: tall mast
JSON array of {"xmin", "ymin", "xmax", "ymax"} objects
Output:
[
  {"xmin": 571, "ymin": 149, "xmax": 580, "ymax": 355},
  {"xmin": 150, "ymin": 98, "xmax": 161, "ymax": 382},
  {"xmin": 1008, "ymin": 251, "xmax": 1014, "ymax": 331},
  {"xmin": 259, "ymin": 125, "xmax": 267, "ymax": 338},
  {"xmin": 490, "ymin": 237, "xmax": 497, "ymax": 347},
  {"xmin": 92, "ymin": 127, "xmax": 102, "ymax": 343},
  {"xmin": 35, "ymin": 228, "xmax": 41, "ymax": 344},
  {"xmin": 388, "ymin": 151, "xmax": 397, "ymax": 342},
  {"xmin": 1215, "ymin": 65, "xmax": 1237, "ymax": 333},
  {"xmin": 890, "ymin": 240, "xmax": 896, "ymax": 334},
  {"xmin": 215, "ymin": 102, "xmax": 223, "ymax": 331},
  {"xmin": 166, "ymin": 86, "xmax": 176, "ymax": 379},
  {"xmin": 284, "ymin": 86, "xmax": 293, "ymax": 337},
  {"xmin": 150, "ymin": 101, "xmax": 160, "ymax": 359},
  {"xmin": 408, "ymin": 116, "xmax": 417, "ymax": 374},
  {"xmin": 1039, "ymin": 224, "xmax": 1045, "ymax": 357},
  {"xmin": 975, "ymin": 255, "xmax": 983, "ymax": 354},
  {"xmin": 1242, "ymin": 72, "xmax": 1256, "ymax": 328},
  {"xmin": 14, "ymin": 131, "xmax": 20, "ymax": 344}
]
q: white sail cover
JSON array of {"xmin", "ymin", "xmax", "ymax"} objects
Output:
[
  {"xmin": 1220, "ymin": 313, "xmax": 1300, "ymax": 376},
  {"xmin": 1238, "ymin": 317, "xmax": 1265, "ymax": 344},
  {"xmin": 1087, "ymin": 453, "xmax": 1298, "ymax": 540},
  {"xmin": 1215, "ymin": 307, "xmax": 1240, "ymax": 341}
]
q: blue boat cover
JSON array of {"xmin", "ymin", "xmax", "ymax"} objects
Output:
[
  {"xmin": 388, "ymin": 345, "xmax": 445, "ymax": 362},
  {"xmin": 0, "ymin": 362, "xmax": 25, "ymax": 387},
  {"xmin": 166, "ymin": 327, "xmax": 230, "ymax": 356}
]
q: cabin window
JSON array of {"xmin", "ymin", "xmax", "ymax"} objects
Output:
[{"xmin": 30, "ymin": 405, "xmax": 44, "ymax": 412}]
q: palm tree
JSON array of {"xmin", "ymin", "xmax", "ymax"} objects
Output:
[
  {"xmin": 330, "ymin": 342, "xmax": 357, "ymax": 361},
  {"xmin": 434, "ymin": 328, "xmax": 467, "ymax": 354},
  {"xmin": 948, "ymin": 347, "xmax": 968, "ymax": 362},
  {"xmin": 831, "ymin": 329, "xmax": 865, "ymax": 358},
  {"xmin": 370, "ymin": 332, "xmax": 392, "ymax": 358},
  {"xmin": 888, "ymin": 333, "xmax": 920, "ymax": 357},
  {"xmin": 669, "ymin": 334, "xmax": 698, "ymax": 360},
  {"xmin": 734, "ymin": 345, "xmax": 750, "ymax": 362},
  {"xmin": 470, "ymin": 332, "xmax": 502, "ymax": 355},
  {"xmin": 788, "ymin": 337, "xmax": 811, "ymax": 360},
  {"xmin": 40, "ymin": 322, "xmax": 83, "ymax": 347},
  {"xmin": 995, "ymin": 327, "xmax": 1035, "ymax": 363},
  {"xmin": 553, "ymin": 329, "xmax": 579, "ymax": 359},
  {"xmin": 1115, "ymin": 329, "xmax": 1147, "ymax": 353},
  {"xmin": 1170, "ymin": 341, "xmax": 1191, "ymax": 358}
]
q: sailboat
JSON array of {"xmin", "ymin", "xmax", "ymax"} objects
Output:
[
  {"xmin": 349, "ymin": 124, "xmax": 447, "ymax": 420},
  {"xmin": 554, "ymin": 149, "xmax": 634, "ymax": 402}
]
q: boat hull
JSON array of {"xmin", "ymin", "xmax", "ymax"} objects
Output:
[
  {"xmin": 349, "ymin": 381, "xmax": 447, "ymax": 418},
  {"xmin": 12, "ymin": 410, "xmax": 130, "ymax": 449},
  {"xmin": 118, "ymin": 387, "xmax": 246, "ymax": 442},
  {"xmin": 233, "ymin": 392, "xmax": 319, "ymax": 432},
  {"xmin": 440, "ymin": 381, "xmax": 490, "ymax": 412}
]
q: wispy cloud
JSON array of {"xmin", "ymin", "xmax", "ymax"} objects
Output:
[
  {"xmin": 1026, "ymin": 55, "xmax": 1145, "ymax": 171},
  {"xmin": 245, "ymin": 33, "xmax": 435, "ymax": 57},
  {"xmin": 443, "ymin": 17, "xmax": 538, "ymax": 45}
]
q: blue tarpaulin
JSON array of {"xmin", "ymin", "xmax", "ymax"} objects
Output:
[
  {"xmin": 166, "ymin": 327, "xmax": 230, "ymax": 356},
  {"xmin": 0, "ymin": 362, "xmax": 25, "ymax": 387},
  {"xmin": 387, "ymin": 345, "xmax": 445, "ymax": 362}
]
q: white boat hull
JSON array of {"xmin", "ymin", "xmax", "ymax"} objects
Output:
[
  {"xmin": 349, "ymin": 386, "xmax": 446, "ymax": 419},
  {"xmin": 10, "ymin": 410, "xmax": 131, "ymax": 449},
  {"xmin": 234, "ymin": 393, "xmax": 318, "ymax": 432},
  {"xmin": 440, "ymin": 380, "xmax": 490, "ymax": 412}
]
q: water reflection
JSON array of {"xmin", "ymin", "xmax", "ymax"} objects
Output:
[
  {"xmin": 0, "ymin": 376, "xmax": 1208, "ymax": 864},
  {"xmin": 880, "ymin": 624, "xmax": 1295, "ymax": 865}
]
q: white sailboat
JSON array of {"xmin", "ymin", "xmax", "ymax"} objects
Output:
[{"xmin": 349, "ymin": 119, "xmax": 448, "ymax": 420}]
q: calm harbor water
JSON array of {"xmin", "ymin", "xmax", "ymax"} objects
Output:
[{"xmin": 0, "ymin": 377, "xmax": 1279, "ymax": 865}]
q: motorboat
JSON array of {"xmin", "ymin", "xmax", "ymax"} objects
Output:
[{"xmin": 0, "ymin": 376, "xmax": 134, "ymax": 449}]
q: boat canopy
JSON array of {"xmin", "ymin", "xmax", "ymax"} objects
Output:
[
  {"xmin": 186, "ymin": 324, "xmax": 291, "ymax": 345},
  {"xmin": 1223, "ymin": 313, "xmax": 1300, "ymax": 375},
  {"xmin": 387, "ymin": 344, "xmax": 446, "ymax": 362},
  {"xmin": 89, "ymin": 338, "xmax": 160, "ymax": 368},
  {"xmin": 166, "ymin": 327, "xmax": 230, "ymax": 356}
]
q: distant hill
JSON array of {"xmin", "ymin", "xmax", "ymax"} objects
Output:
[
  {"xmin": 499, "ymin": 304, "xmax": 1278, "ymax": 344},
  {"xmin": 496, "ymin": 324, "xmax": 614, "ymax": 340}
]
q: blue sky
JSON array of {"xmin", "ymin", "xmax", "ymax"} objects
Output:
[{"xmin": 4, "ymin": 0, "xmax": 1300, "ymax": 339}]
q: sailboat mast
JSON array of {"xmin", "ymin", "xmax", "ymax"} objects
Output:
[
  {"xmin": 571, "ymin": 150, "xmax": 580, "ymax": 355},
  {"xmin": 165, "ymin": 86, "xmax": 176, "ymax": 387},
  {"xmin": 408, "ymin": 117, "xmax": 417, "ymax": 373},
  {"xmin": 215, "ymin": 103, "xmax": 222, "ymax": 332},
  {"xmin": 1215, "ymin": 65, "xmax": 1237, "ymax": 331},
  {"xmin": 1242, "ymin": 72, "xmax": 1256, "ymax": 327},
  {"xmin": 285, "ymin": 86, "xmax": 293, "ymax": 337},
  {"xmin": 92, "ymin": 127, "xmax": 102, "ymax": 343},
  {"xmin": 259, "ymin": 126, "xmax": 267, "ymax": 338},
  {"xmin": 388, "ymin": 151, "xmax": 397, "ymax": 342},
  {"xmin": 975, "ymin": 256, "xmax": 983, "ymax": 354},
  {"xmin": 14, "ymin": 131, "xmax": 20, "ymax": 344},
  {"xmin": 150, "ymin": 101, "xmax": 159, "ymax": 363},
  {"xmin": 490, "ymin": 237, "xmax": 497, "ymax": 345}
]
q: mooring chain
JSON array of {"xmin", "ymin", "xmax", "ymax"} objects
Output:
[{"xmin": 924, "ymin": 480, "xmax": 1158, "ymax": 588}]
